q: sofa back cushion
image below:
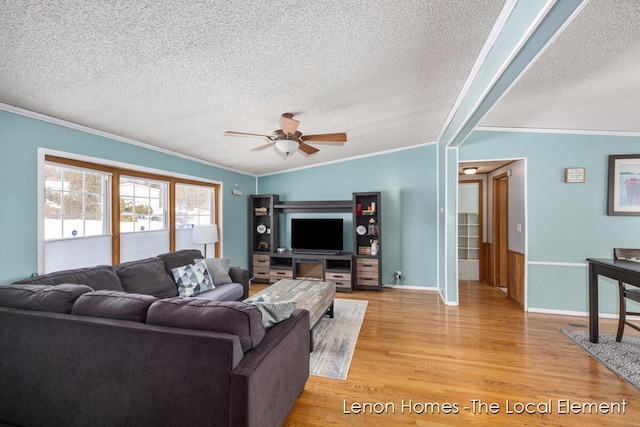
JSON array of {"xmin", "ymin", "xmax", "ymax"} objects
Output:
[
  {"xmin": 146, "ymin": 298, "xmax": 265, "ymax": 352},
  {"xmin": 158, "ymin": 249, "xmax": 204, "ymax": 274},
  {"xmin": 0, "ymin": 284, "xmax": 93, "ymax": 314},
  {"xmin": 71, "ymin": 290, "xmax": 158, "ymax": 322},
  {"xmin": 116, "ymin": 257, "xmax": 178, "ymax": 298},
  {"xmin": 13, "ymin": 265, "xmax": 123, "ymax": 292}
]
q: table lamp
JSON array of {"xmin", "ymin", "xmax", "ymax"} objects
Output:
[{"xmin": 192, "ymin": 224, "xmax": 219, "ymax": 258}]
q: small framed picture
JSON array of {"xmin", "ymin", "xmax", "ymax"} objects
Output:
[
  {"xmin": 565, "ymin": 167, "xmax": 585, "ymax": 183},
  {"xmin": 608, "ymin": 155, "xmax": 640, "ymax": 216}
]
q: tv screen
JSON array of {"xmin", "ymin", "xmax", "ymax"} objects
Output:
[{"xmin": 291, "ymin": 218, "xmax": 343, "ymax": 254}]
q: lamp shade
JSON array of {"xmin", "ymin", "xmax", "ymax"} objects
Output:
[
  {"xmin": 192, "ymin": 224, "xmax": 219, "ymax": 244},
  {"xmin": 274, "ymin": 139, "xmax": 299, "ymax": 156}
]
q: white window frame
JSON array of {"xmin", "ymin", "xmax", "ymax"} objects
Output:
[
  {"xmin": 44, "ymin": 161, "xmax": 111, "ymax": 240},
  {"xmin": 119, "ymin": 175, "xmax": 168, "ymax": 233},
  {"xmin": 38, "ymin": 148, "xmax": 224, "ymax": 274}
]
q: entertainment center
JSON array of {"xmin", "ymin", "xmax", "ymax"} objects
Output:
[{"xmin": 250, "ymin": 192, "xmax": 382, "ymax": 292}]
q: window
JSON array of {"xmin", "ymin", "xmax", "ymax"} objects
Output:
[
  {"xmin": 119, "ymin": 176, "xmax": 168, "ymax": 233},
  {"xmin": 175, "ymin": 183, "xmax": 214, "ymax": 228},
  {"xmin": 41, "ymin": 154, "xmax": 221, "ymax": 270},
  {"xmin": 174, "ymin": 183, "xmax": 217, "ymax": 252},
  {"xmin": 44, "ymin": 162, "xmax": 110, "ymax": 240}
]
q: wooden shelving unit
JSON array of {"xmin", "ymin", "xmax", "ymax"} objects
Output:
[
  {"xmin": 250, "ymin": 195, "xmax": 279, "ymax": 283},
  {"xmin": 353, "ymin": 192, "xmax": 382, "ymax": 291},
  {"xmin": 248, "ymin": 192, "xmax": 382, "ymax": 292}
]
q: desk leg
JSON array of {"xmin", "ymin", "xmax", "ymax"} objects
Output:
[{"xmin": 589, "ymin": 263, "xmax": 599, "ymax": 343}]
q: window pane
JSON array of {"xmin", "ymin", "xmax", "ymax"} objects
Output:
[
  {"xmin": 175, "ymin": 184, "xmax": 214, "ymax": 229},
  {"xmin": 44, "ymin": 163, "xmax": 109, "ymax": 241},
  {"xmin": 120, "ymin": 177, "xmax": 167, "ymax": 233}
]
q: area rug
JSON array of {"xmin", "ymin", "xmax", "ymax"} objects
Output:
[
  {"xmin": 310, "ymin": 298, "xmax": 368, "ymax": 380},
  {"xmin": 561, "ymin": 329, "xmax": 640, "ymax": 389}
]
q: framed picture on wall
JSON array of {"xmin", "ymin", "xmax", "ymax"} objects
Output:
[{"xmin": 608, "ymin": 154, "xmax": 640, "ymax": 216}]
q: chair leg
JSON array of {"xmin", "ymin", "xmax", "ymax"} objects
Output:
[{"xmin": 616, "ymin": 283, "xmax": 626, "ymax": 342}]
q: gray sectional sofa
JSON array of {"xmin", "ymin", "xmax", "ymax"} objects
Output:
[
  {"xmin": 0, "ymin": 250, "xmax": 310, "ymax": 427},
  {"xmin": 12, "ymin": 249, "xmax": 250, "ymax": 301}
]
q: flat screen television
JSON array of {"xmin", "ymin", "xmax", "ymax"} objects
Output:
[{"xmin": 291, "ymin": 218, "xmax": 343, "ymax": 254}]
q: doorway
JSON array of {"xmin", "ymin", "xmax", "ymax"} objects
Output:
[{"xmin": 492, "ymin": 173, "xmax": 508, "ymax": 289}]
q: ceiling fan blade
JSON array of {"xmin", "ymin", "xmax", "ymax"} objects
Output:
[
  {"xmin": 301, "ymin": 132, "xmax": 347, "ymax": 143},
  {"xmin": 281, "ymin": 116, "xmax": 300, "ymax": 136},
  {"xmin": 224, "ymin": 131, "xmax": 273, "ymax": 139},
  {"xmin": 251, "ymin": 141, "xmax": 276, "ymax": 151},
  {"xmin": 298, "ymin": 141, "xmax": 319, "ymax": 156}
]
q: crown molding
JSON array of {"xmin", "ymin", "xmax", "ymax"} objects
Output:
[
  {"xmin": 476, "ymin": 125, "xmax": 640, "ymax": 138},
  {"xmin": 0, "ymin": 103, "xmax": 257, "ymax": 177}
]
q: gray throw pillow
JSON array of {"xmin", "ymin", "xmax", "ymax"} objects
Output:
[
  {"xmin": 171, "ymin": 261, "xmax": 215, "ymax": 297},
  {"xmin": 245, "ymin": 296, "xmax": 297, "ymax": 328},
  {"xmin": 196, "ymin": 258, "xmax": 232, "ymax": 285}
]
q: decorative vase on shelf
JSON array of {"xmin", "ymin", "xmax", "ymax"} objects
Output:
[{"xmin": 370, "ymin": 239, "xmax": 379, "ymax": 256}]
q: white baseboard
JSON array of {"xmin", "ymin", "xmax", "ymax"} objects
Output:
[{"xmin": 383, "ymin": 284, "xmax": 439, "ymax": 291}]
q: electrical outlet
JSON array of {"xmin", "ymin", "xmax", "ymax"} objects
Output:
[{"xmin": 395, "ymin": 270, "xmax": 402, "ymax": 280}]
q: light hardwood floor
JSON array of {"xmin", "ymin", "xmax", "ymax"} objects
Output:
[{"xmin": 251, "ymin": 281, "xmax": 640, "ymax": 426}]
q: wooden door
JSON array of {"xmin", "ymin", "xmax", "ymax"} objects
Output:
[{"xmin": 492, "ymin": 174, "xmax": 508, "ymax": 287}]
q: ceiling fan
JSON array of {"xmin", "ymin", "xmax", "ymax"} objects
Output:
[{"xmin": 224, "ymin": 113, "xmax": 347, "ymax": 157}]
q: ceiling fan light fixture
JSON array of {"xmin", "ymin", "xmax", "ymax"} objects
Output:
[
  {"xmin": 463, "ymin": 167, "xmax": 478, "ymax": 175},
  {"xmin": 274, "ymin": 138, "xmax": 299, "ymax": 156}
]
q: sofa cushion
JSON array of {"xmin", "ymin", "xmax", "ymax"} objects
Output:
[
  {"xmin": 196, "ymin": 257, "xmax": 232, "ymax": 285},
  {"xmin": 71, "ymin": 290, "xmax": 158, "ymax": 322},
  {"xmin": 158, "ymin": 249, "xmax": 204, "ymax": 274},
  {"xmin": 171, "ymin": 261, "xmax": 215, "ymax": 297},
  {"xmin": 0, "ymin": 284, "xmax": 93, "ymax": 314},
  {"xmin": 13, "ymin": 265, "xmax": 123, "ymax": 292},
  {"xmin": 116, "ymin": 257, "xmax": 178, "ymax": 298},
  {"xmin": 146, "ymin": 298, "xmax": 265, "ymax": 352},
  {"xmin": 193, "ymin": 283, "xmax": 244, "ymax": 302}
]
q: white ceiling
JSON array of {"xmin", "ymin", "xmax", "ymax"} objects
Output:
[
  {"xmin": 481, "ymin": 0, "xmax": 640, "ymax": 133},
  {"xmin": 1, "ymin": 1, "xmax": 638, "ymax": 176}
]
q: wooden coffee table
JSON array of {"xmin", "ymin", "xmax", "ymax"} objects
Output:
[{"xmin": 247, "ymin": 279, "xmax": 335, "ymax": 350}]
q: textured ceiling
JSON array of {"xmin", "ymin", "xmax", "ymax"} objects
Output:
[
  {"xmin": 480, "ymin": 0, "xmax": 640, "ymax": 133},
  {"xmin": 0, "ymin": 0, "xmax": 504, "ymax": 175},
  {"xmin": 1, "ymin": 1, "xmax": 637, "ymax": 176}
]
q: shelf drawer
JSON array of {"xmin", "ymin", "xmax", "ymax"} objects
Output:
[
  {"xmin": 333, "ymin": 280, "xmax": 352, "ymax": 291},
  {"xmin": 269, "ymin": 269, "xmax": 293, "ymax": 282},
  {"xmin": 356, "ymin": 275, "xmax": 379, "ymax": 286},
  {"xmin": 356, "ymin": 259, "xmax": 379, "ymax": 274},
  {"xmin": 325, "ymin": 272, "xmax": 352, "ymax": 282},
  {"xmin": 253, "ymin": 254, "xmax": 270, "ymax": 277},
  {"xmin": 253, "ymin": 254, "xmax": 270, "ymax": 264},
  {"xmin": 253, "ymin": 267, "xmax": 269, "ymax": 276},
  {"xmin": 253, "ymin": 271, "xmax": 270, "ymax": 281}
]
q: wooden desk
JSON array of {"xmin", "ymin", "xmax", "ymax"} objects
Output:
[{"xmin": 586, "ymin": 258, "xmax": 640, "ymax": 343}]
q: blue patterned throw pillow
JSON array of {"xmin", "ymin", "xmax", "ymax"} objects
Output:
[{"xmin": 171, "ymin": 261, "xmax": 215, "ymax": 297}]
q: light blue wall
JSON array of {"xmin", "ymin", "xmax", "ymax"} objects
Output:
[
  {"xmin": 258, "ymin": 145, "xmax": 439, "ymax": 288},
  {"xmin": 461, "ymin": 130, "xmax": 640, "ymax": 313},
  {"xmin": 0, "ymin": 109, "xmax": 255, "ymax": 283},
  {"xmin": 6, "ymin": 106, "xmax": 637, "ymax": 314}
]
